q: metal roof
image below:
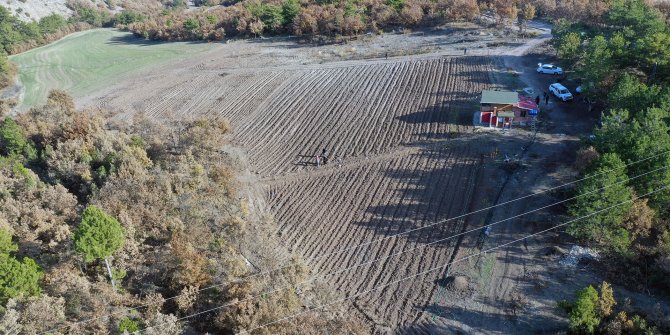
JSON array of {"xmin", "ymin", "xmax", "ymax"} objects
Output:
[{"xmin": 481, "ymin": 90, "xmax": 518, "ymax": 105}]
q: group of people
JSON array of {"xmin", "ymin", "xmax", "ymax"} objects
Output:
[
  {"xmin": 315, "ymin": 148, "xmax": 329, "ymax": 167},
  {"xmin": 535, "ymin": 92, "xmax": 550, "ymax": 105}
]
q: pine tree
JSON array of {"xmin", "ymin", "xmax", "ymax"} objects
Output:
[
  {"xmin": 569, "ymin": 285, "xmax": 601, "ymax": 333},
  {"xmin": 73, "ymin": 205, "xmax": 125, "ymax": 263},
  {"xmin": 567, "ymin": 153, "xmax": 634, "ymax": 253},
  {"xmin": 0, "ymin": 229, "xmax": 42, "ymax": 305}
]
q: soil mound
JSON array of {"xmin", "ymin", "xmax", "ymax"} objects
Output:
[{"xmin": 448, "ymin": 275, "xmax": 469, "ymax": 292}]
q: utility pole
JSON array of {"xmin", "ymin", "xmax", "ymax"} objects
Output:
[{"xmin": 104, "ymin": 257, "xmax": 116, "ymax": 290}]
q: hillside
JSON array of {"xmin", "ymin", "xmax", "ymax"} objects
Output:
[{"xmin": 3, "ymin": 0, "xmax": 71, "ymax": 22}]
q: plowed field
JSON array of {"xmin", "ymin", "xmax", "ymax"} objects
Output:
[{"xmin": 87, "ymin": 53, "xmax": 498, "ymax": 331}]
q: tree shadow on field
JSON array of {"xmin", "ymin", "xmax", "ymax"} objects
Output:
[
  {"xmin": 395, "ymin": 56, "xmax": 511, "ymax": 131},
  {"xmin": 351, "ymin": 137, "xmax": 562, "ymax": 245},
  {"xmin": 351, "ymin": 145, "xmax": 483, "ymax": 249},
  {"xmin": 106, "ymin": 33, "xmax": 209, "ymax": 47},
  {"xmin": 396, "ymin": 90, "xmax": 481, "ymax": 128}
]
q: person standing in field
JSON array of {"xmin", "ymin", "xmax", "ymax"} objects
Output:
[
  {"xmin": 321, "ymin": 148, "xmax": 329, "ymax": 165},
  {"xmin": 464, "ymin": 48, "xmax": 467, "ymax": 55},
  {"xmin": 315, "ymin": 154, "xmax": 321, "ymax": 167}
]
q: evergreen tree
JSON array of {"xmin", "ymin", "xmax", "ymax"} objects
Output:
[
  {"xmin": 567, "ymin": 153, "xmax": 633, "ymax": 253},
  {"xmin": 556, "ymin": 32, "xmax": 582, "ymax": 62},
  {"xmin": 0, "ymin": 229, "xmax": 42, "ymax": 305},
  {"xmin": 607, "ymin": 74, "xmax": 668, "ymax": 117},
  {"xmin": 0, "ymin": 228, "xmax": 17, "ymax": 255},
  {"xmin": 569, "ymin": 286, "xmax": 601, "ymax": 334},
  {"xmin": 623, "ymin": 109, "xmax": 670, "ymax": 209},
  {"xmin": 73, "ymin": 205, "xmax": 125, "ymax": 263},
  {"xmin": 580, "ymin": 35, "xmax": 612, "ymax": 87},
  {"xmin": 0, "ymin": 118, "xmax": 37, "ymax": 160}
]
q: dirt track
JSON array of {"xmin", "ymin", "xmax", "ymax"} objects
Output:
[{"xmin": 79, "ymin": 24, "xmax": 568, "ymax": 333}]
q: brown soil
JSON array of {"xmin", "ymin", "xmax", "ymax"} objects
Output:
[{"xmin": 77, "ymin": 21, "xmax": 670, "ymax": 334}]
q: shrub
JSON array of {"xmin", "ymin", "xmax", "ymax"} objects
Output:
[
  {"xmin": 118, "ymin": 316, "xmax": 141, "ymax": 333},
  {"xmin": 73, "ymin": 205, "xmax": 125, "ymax": 263},
  {"xmin": 387, "ymin": 0, "xmax": 404, "ymax": 11},
  {"xmin": 598, "ymin": 281, "xmax": 615, "ymax": 318},
  {"xmin": 38, "ymin": 14, "xmax": 68, "ymax": 34},
  {"xmin": 183, "ymin": 18, "xmax": 200, "ymax": 31},
  {"xmin": 115, "ymin": 10, "xmax": 144, "ymax": 25},
  {"xmin": 0, "ymin": 229, "xmax": 17, "ymax": 255},
  {"xmin": 569, "ymin": 285, "xmax": 600, "ymax": 333},
  {"xmin": 0, "ymin": 118, "xmax": 37, "ymax": 161},
  {"xmin": 281, "ymin": 0, "xmax": 301, "ymax": 26},
  {"xmin": 0, "ymin": 231, "xmax": 42, "ymax": 305},
  {"xmin": 0, "ymin": 52, "xmax": 13, "ymax": 90}
]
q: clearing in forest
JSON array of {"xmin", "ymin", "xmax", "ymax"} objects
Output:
[{"xmin": 9, "ymin": 28, "xmax": 217, "ymax": 110}]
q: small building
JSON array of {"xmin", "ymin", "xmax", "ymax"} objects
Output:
[{"xmin": 477, "ymin": 90, "xmax": 538, "ymax": 129}]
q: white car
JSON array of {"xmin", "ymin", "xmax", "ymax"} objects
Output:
[
  {"xmin": 537, "ymin": 64, "xmax": 564, "ymax": 75},
  {"xmin": 549, "ymin": 83, "xmax": 573, "ymax": 101}
]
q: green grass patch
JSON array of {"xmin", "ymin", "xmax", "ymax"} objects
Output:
[
  {"xmin": 474, "ymin": 252, "xmax": 496, "ymax": 287},
  {"xmin": 9, "ymin": 29, "xmax": 217, "ymax": 110}
]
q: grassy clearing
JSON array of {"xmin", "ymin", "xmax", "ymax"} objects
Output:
[{"xmin": 9, "ymin": 29, "xmax": 217, "ymax": 110}]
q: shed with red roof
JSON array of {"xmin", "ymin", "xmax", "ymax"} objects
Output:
[{"xmin": 478, "ymin": 90, "xmax": 538, "ymax": 129}]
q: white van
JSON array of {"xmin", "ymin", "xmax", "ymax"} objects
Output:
[{"xmin": 549, "ymin": 83, "xmax": 573, "ymax": 101}]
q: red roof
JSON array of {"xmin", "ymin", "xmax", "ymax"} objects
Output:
[{"xmin": 516, "ymin": 96, "xmax": 538, "ymax": 110}]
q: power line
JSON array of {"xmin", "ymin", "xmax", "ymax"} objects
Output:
[
  {"xmin": 138, "ymin": 182, "xmax": 669, "ymax": 334},
  {"xmin": 233, "ymin": 184, "xmax": 670, "ymax": 334},
  {"xmin": 314, "ymin": 163, "xmax": 669, "ymax": 281},
  {"xmin": 36, "ymin": 149, "xmax": 670, "ymax": 334}
]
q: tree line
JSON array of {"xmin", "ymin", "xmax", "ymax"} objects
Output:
[
  {"xmin": 554, "ymin": 0, "xmax": 670, "ymax": 333},
  {"xmin": 120, "ymin": 0, "xmax": 670, "ymax": 42}
]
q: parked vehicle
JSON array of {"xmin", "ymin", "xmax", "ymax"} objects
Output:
[
  {"xmin": 537, "ymin": 63, "xmax": 564, "ymax": 75},
  {"xmin": 549, "ymin": 83, "xmax": 573, "ymax": 101}
]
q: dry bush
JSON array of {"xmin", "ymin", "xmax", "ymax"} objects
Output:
[
  {"xmin": 0, "ymin": 92, "xmax": 315, "ymax": 333},
  {"xmin": 440, "ymin": 0, "xmax": 480, "ymax": 21},
  {"xmin": 622, "ymin": 198, "xmax": 656, "ymax": 241},
  {"xmin": 169, "ymin": 232, "xmax": 212, "ymax": 290},
  {"xmin": 17, "ymin": 90, "xmax": 151, "ymax": 200},
  {"xmin": 142, "ymin": 292, "xmax": 166, "ymax": 316},
  {"xmin": 0, "ymin": 296, "xmax": 66, "ymax": 334},
  {"xmin": 143, "ymin": 312, "xmax": 181, "ymax": 335},
  {"xmin": 0, "ymin": 99, "xmax": 17, "ymax": 118},
  {"xmin": 175, "ymin": 285, "xmax": 199, "ymax": 312},
  {"xmin": 293, "ymin": 8, "xmax": 318, "ymax": 36},
  {"xmin": 0, "ymin": 300, "xmax": 21, "ymax": 334},
  {"xmin": 574, "ymin": 146, "xmax": 600, "ymax": 172},
  {"xmin": 0, "ymin": 159, "xmax": 78, "ymax": 254},
  {"xmin": 400, "ymin": 2, "xmax": 424, "ymax": 26},
  {"xmin": 535, "ymin": 0, "xmax": 609, "ymax": 21}
]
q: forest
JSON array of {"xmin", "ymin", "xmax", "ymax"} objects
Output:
[
  {"xmin": 0, "ymin": 92, "xmax": 363, "ymax": 333},
  {"xmin": 553, "ymin": 0, "xmax": 670, "ymax": 333},
  {"xmin": 1, "ymin": 0, "xmax": 669, "ymax": 87},
  {"xmin": 122, "ymin": 0, "xmax": 670, "ymax": 41}
]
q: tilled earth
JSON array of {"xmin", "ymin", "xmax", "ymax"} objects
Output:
[{"xmin": 80, "ymin": 25, "xmax": 576, "ymax": 333}]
